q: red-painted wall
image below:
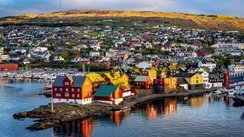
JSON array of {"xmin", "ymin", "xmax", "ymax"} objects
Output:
[
  {"xmin": 0, "ymin": 64, "xmax": 18, "ymax": 71},
  {"xmin": 224, "ymin": 71, "xmax": 230, "ymax": 88}
]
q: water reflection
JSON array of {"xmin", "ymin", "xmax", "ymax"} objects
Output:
[
  {"xmin": 146, "ymin": 104, "xmax": 157, "ymax": 120},
  {"xmin": 163, "ymin": 99, "xmax": 177, "ymax": 114},
  {"xmin": 187, "ymin": 96, "xmax": 205, "ymax": 108},
  {"xmin": 52, "ymin": 95, "xmax": 242, "ymax": 137},
  {"xmin": 53, "ymin": 118, "xmax": 94, "ymax": 137},
  {"xmin": 110, "ymin": 110, "xmax": 130, "ymax": 126},
  {"xmin": 241, "ymin": 112, "xmax": 244, "ymax": 120},
  {"xmin": 0, "ymin": 77, "xmax": 9, "ymax": 84},
  {"xmin": 207, "ymin": 94, "xmax": 232, "ymax": 106},
  {"xmin": 82, "ymin": 118, "xmax": 93, "ymax": 137},
  {"xmin": 53, "ymin": 110, "xmax": 132, "ymax": 137},
  {"xmin": 134, "ymin": 98, "xmax": 177, "ymax": 120}
]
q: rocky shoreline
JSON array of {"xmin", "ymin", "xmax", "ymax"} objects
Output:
[{"xmin": 13, "ymin": 90, "xmax": 208, "ymax": 131}]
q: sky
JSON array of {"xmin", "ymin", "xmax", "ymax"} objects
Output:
[{"xmin": 0, "ymin": 0, "xmax": 243, "ymax": 18}]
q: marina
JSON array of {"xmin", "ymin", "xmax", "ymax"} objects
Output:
[{"xmin": 0, "ymin": 68, "xmax": 87, "ymax": 80}]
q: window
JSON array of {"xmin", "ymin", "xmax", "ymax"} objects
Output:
[
  {"xmin": 72, "ymin": 88, "xmax": 74, "ymax": 92},
  {"xmin": 77, "ymin": 89, "xmax": 80, "ymax": 92},
  {"xmin": 65, "ymin": 92, "xmax": 69, "ymax": 97},
  {"xmin": 60, "ymin": 88, "xmax": 63, "ymax": 91},
  {"xmin": 77, "ymin": 94, "xmax": 80, "ymax": 98},
  {"xmin": 56, "ymin": 93, "xmax": 61, "ymax": 97},
  {"xmin": 65, "ymin": 82, "xmax": 69, "ymax": 85},
  {"xmin": 72, "ymin": 94, "xmax": 75, "ymax": 97},
  {"xmin": 66, "ymin": 88, "xmax": 68, "ymax": 92},
  {"xmin": 54, "ymin": 88, "xmax": 57, "ymax": 91}
]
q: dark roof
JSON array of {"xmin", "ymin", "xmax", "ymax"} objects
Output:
[
  {"xmin": 53, "ymin": 76, "xmax": 65, "ymax": 87},
  {"xmin": 188, "ymin": 67, "xmax": 198, "ymax": 71},
  {"xmin": 200, "ymin": 58, "xmax": 215, "ymax": 64},
  {"xmin": 177, "ymin": 78, "xmax": 188, "ymax": 85},
  {"xmin": 94, "ymin": 85, "xmax": 118, "ymax": 97},
  {"xmin": 72, "ymin": 76, "xmax": 86, "ymax": 87},
  {"xmin": 53, "ymin": 75, "xmax": 86, "ymax": 88},
  {"xmin": 174, "ymin": 72, "xmax": 195, "ymax": 78}
]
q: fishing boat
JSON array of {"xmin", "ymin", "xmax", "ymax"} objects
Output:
[{"xmin": 44, "ymin": 84, "xmax": 52, "ymax": 90}]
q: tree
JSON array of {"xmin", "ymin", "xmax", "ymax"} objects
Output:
[{"xmin": 187, "ymin": 47, "xmax": 194, "ymax": 51}]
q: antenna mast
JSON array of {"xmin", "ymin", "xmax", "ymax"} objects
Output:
[{"xmin": 59, "ymin": 0, "xmax": 62, "ymax": 11}]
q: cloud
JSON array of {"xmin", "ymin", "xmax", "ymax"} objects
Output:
[{"xmin": 0, "ymin": 0, "xmax": 243, "ymax": 17}]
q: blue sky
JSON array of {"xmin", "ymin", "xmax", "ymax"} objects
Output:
[{"xmin": 0, "ymin": 0, "xmax": 243, "ymax": 17}]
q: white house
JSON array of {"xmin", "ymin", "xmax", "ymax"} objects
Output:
[
  {"xmin": 228, "ymin": 64, "xmax": 244, "ymax": 73},
  {"xmin": 198, "ymin": 58, "xmax": 216, "ymax": 72},
  {"xmin": 32, "ymin": 47, "xmax": 48, "ymax": 53},
  {"xmin": 53, "ymin": 56, "xmax": 64, "ymax": 61},
  {"xmin": 90, "ymin": 45, "xmax": 101, "ymax": 51},
  {"xmin": 0, "ymin": 55, "xmax": 9, "ymax": 61},
  {"xmin": 200, "ymin": 71, "xmax": 212, "ymax": 89},
  {"xmin": 0, "ymin": 47, "xmax": 3, "ymax": 54},
  {"xmin": 211, "ymin": 42, "xmax": 244, "ymax": 50},
  {"xmin": 89, "ymin": 51, "xmax": 100, "ymax": 57}
]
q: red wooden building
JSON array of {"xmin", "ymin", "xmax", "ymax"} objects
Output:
[
  {"xmin": 94, "ymin": 85, "xmax": 123, "ymax": 105},
  {"xmin": 0, "ymin": 64, "xmax": 18, "ymax": 71},
  {"xmin": 134, "ymin": 76, "xmax": 152, "ymax": 89},
  {"xmin": 52, "ymin": 75, "xmax": 93, "ymax": 104}
]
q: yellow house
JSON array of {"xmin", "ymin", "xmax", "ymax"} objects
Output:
[
  {"xmin": 175, "ymin": 72, "xmax": 204, "ymax": 90},
  {"xmin": 142, "ymin": 69, "xmax": 157, "ymax": 80},
  {"xmin": 86, "ymin": 73, "xmax": 105, "ymax": 92},
  {"xmin": 104, "ymin": 72, "xmax": 130, "ymax": 90},
  {"xmin": 163, "ymin": 78, "xmax": 177, "ymax": 93},
  {"xmin": 185, "ymin": 73, "xmax": 204, "ymax": 85}
]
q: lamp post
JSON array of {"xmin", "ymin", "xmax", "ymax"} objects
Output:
[{"xmin": 51, "ymin": 89, "xmax": 54, "ymax": 113}]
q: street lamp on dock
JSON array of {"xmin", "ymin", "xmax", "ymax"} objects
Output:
[{"xmin": 51, "ymin": 88, "xmax": 54, "ymax": 113}]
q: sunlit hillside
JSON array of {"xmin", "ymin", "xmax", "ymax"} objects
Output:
[{"xmin": 0, "ymin": 10, "xmax": 244, "ymax": 31}]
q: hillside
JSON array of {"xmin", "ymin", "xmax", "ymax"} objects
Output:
[{"xmin": 0, "ymin": 10, "xmax": 244, "ymax": 31}]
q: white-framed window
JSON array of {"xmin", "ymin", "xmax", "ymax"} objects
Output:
[
  {"xmin": 65, "ymin": 92, "xmax": 69, "ymax": 97},
  {"xmin": 72, "ymin": 88, "xmax": 74, "ymax": 92},
  {"xmin": 56, "ymin": 93, "xmax": 61, "ymax": 97},
  {"xmin": 60, "ymin": 88, "xmax": 63, "ymax": 91},
  {"xmin": 72, "ymin": 94, "xmax": 75, "ymax": 97},
  {"xmin": 77, "ymin": 89, "xmax": 80, "ymax": 92},
  {"xmin": 77, "ymin": 94, "xmax": 80, "ymax": 98},
  {"xmin": 65, "ymin": 82, "xmax": 69, "ymax": 85},
  {"xmin": 66, "ymin": 88, "xmax": 68, "ymax": 92},
  {"xmin": 54, "ymin": 88, "xmax": 57, "ymax": 91}
]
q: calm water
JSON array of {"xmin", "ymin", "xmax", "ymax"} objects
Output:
[{"xmin": 0, "ymin": 79, "xmax": 244, "ymax": 137}]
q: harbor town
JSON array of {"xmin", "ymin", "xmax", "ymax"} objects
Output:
[{"xmin": 0, "ymin": 9, "xmax": 244, "ymax": 137}]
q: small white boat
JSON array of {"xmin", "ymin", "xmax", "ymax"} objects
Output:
[
  {"xmin": 228, "ymin": 89, "xmax": 236, "ymax": 98},
  {"xmin": 215, "ymin": 89, "xmax": 223, "ymax": 96},
  {"xmin": 214, "ymin": 88, "xmax": 228, "ymax": 96},
  {"xmin": 235, "ymin": 86, "xmax": 241, "ymax": 90}
]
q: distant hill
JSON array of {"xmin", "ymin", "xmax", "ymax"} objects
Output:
[{"xmin": 0, "ymin": 10, "xmax": 244, "ymax": 31}]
